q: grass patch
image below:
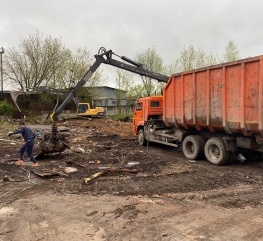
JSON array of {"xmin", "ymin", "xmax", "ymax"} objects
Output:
[{"xmin": 111, "ymin": 112, "xmax": 133, "ymax": 121}]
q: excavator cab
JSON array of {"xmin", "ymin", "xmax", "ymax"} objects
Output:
[{"xmin": 78, "ymin": 103, "xmax": 89, "ymax": 113}]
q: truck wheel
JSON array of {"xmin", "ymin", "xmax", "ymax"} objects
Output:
[
  {"xmin": 242, "ymin": 150, "xmax": 263, "ymax": 161},
  {"xmin": 182, "ymin": 135, "xmax": 205, "ymax": 160},
  {"xmin": 138, "ymin": 129, "xmax": 147, "ymax": 146},
  {"xmin": 204, "ymin": 137, "xmax": 229, "ymax": 165}
]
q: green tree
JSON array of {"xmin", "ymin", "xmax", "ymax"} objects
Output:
[
  {"xmin": 129, "ymin": 84, "xmax": 147, "ymax": 98},
  {"xmin": 0, "ymin": 99, "xmax": 14, "ymax": 116},
  {"xmin": 223, "ymin": 40, "xmax": 240, "ymax": 62},
  {"xmin": 168, "ymin": 45, "xmax": 220, "ymax": 74},
  {"xmin": 135, "ymin": 47, "xmax": 165, "ymax": 96},
  {"xmin": 115, "ymin": 69, "xmax": 136, "ymax": 113}
]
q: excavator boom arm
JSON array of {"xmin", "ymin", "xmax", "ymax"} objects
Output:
[
  {"xmin": 50, "ymin": 53, "xmax": 107, "ymax": 122},
  {"xmin": 51, "ymin": 48, "xmax": 169, "ymax": 122},
  {"xmin": 101, "ymin": 57, "xmax": 169, "ymax": 83}
]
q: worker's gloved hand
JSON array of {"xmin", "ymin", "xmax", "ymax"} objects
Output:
[{"xmin": 7, "ymin": 132, "xmax": 14, "ymax": 137}]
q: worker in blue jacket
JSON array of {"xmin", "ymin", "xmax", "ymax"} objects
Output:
[{"xmin": 8, "ymin": 121, "xmax": 39, "ymax": 167}]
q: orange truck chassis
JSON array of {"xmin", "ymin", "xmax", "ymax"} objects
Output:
[{"xmin": 133, "ymin": 56, "xmax": 263, "ymax": 165}]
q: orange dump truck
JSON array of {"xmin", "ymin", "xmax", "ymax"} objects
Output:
[{"xmin": 133, "ymin": 55, "xmax": 263, "ymax": 165}]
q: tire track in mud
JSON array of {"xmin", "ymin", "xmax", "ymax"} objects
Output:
[
  {"xmin": 14, "ymin": 202, "xmax": 60, "ymax": 241},
  {"xmin": 182, "ymin": 201, "xmax": 263, "ymax": 240},
  {"xmin": 1, "ymin": 195, "xmax": 107, "ymax": 241},
  {"xmin": 0, "ymin": 184, "xmax": 31, "ymax": 207},
  {"xmin": 1, "ymin": 118, "xmax": 263, "ymax": 240}
]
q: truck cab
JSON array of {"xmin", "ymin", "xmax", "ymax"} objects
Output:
[{"xmin": 133, "ymin": 96, "xmax": 163, "ymax": 135}]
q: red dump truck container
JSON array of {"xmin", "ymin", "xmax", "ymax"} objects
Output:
[
  {"xmin": 163, "ymin": 56, "xmax": 263, "ymax": 137},
  {"xmin": 134, "ymin": 55, "xmax": 263, "ymax": 165}
]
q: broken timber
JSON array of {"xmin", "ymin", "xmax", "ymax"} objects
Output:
[
  {"xmin": 83, "ymin": 168, "xmax": 138, "ymax": 184},
  {"xmin": 31, "ymin": 168, "xmax": 68, "ymax": 177}
]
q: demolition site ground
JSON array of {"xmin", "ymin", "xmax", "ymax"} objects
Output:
[{"xmin": 0, "ymin": 118, "xmax": 263, "ymax": 241}]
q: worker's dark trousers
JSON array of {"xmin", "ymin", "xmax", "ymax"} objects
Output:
[{"xmin": 20, "ymin": 139, "xmax": 37, "ymax": 163}]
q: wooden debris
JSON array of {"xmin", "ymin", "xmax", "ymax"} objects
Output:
[
  {"xmin": 66, "ymin": 160, "xmax": 87, "ymax": 168},
  {"xmin": 2, "ymin": 175, "xmax": 25, "ymax": 182},
  {"xmin": 84, "ymin": 170, "xmax": 107, "ymax": 184},
  {"xmin": 89, "ymin": 160, "xmax": 100, "ymax": 164},
  {"xmin": 31, "ymin": 168, "xmax": 61, "ymax": 177},
  {"xmin": 84, "ymin": 150, "xmax": 138, "ymax": 184},
  {"xmin": 108, "ymin": 168, "xmax": 138, "ymax": 173},
  {"xmin": 64, "ymin": 167, "xmax": 78, "ymax": 174},
  {"xmin": 0, "ymin": 229, "xmax": 15, "ymax": 235},
  {"xmin": 83, "ymin": 168, "xmax": 138, "ymax": 184}
]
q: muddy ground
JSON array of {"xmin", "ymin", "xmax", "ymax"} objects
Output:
[{"xmin": 0, "ymin": 118, "xmax": 263, "ymax": 241}]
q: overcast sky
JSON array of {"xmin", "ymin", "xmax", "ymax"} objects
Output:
[{"xmin": 1, "ymin": 0, "xmax": 263, "ymax": 88}]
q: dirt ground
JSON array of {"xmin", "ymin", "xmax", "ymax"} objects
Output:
[{"xmin": 0, "ymin": 117, "xmax": 263, "ymax": 241}]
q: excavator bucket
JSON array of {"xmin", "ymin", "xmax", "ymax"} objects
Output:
[{"xmin": 34, "ymin": 125, "xmax": 70, "ymax": 159}]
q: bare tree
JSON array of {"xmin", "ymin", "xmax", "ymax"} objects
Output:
[
  {"xmin": 49, "ymin": 48, "xmax": 103, "ymax": 89},
  {"xmin": 4, "ymin": 31, "xmax": 68, "ymax": 91},
  {"xmin": 4, "ymin": 32, "xmax": 104, "ymax": 92}
]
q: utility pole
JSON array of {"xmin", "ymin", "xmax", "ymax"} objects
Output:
[{"xmin": 0, "ymin": 47, "xmax": 4, "ymax": 92}]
